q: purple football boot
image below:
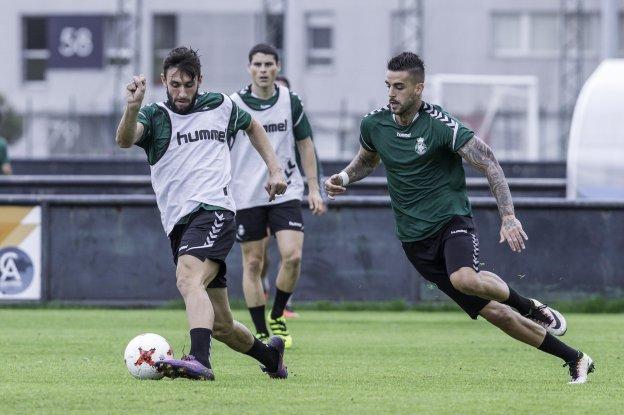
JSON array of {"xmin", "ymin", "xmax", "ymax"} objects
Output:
[
  {"xmin": 260, "ymin": 336, "xmax": 288, "ymax": 379},
  {"xmin": 155, "ymin": 355, "xmax": 215, "ymax": 381}
]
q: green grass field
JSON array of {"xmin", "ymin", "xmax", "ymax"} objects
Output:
[{"xmin": 1, "ymin": 309, "xmax": 622, "ymax": 415}]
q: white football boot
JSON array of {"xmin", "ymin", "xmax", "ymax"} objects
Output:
[
  {"xmin": 565, "ymin": 353, "xmax": 595, "ymax": 384},
  {"xmin": 526, "ymin": 299, "xmax": 567, "ymax": 336}
]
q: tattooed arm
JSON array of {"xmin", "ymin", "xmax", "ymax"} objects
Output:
[
  {"xmin": 458, "ymin": 136, "xmax": 528, "ymax": 252},
  {"xmin": 324, "ymin": 146, "xmax": 381, "ymax": 198}
]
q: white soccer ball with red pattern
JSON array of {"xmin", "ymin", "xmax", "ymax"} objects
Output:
[{"xmin": 124, "ymin": 333, "xmax": 173, "ymax": 380}]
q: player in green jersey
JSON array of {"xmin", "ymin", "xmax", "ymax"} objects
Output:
[{"xmin": 325, "ymin": 52, "xmax": 594, "ymax": 384}]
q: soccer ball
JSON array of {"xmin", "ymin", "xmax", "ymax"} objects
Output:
[{"xmin": 123, "ymin": 333, "xmax": 173, "ymax": 380}]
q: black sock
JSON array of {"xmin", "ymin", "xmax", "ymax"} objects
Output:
[
  {"xmin": 501, "ymin": 287, "xmax": 533, "ymax": 315},
  {"xmin": 244, "ymin": 338, "xmax": 279, "ymax": 372},
  {"xmin": 538, "ymin": 333, "xmax": 580, "ymax": 362},
  {"xmin": 271, "ymin": 288, "xmax": 293, "ymax": 319},
  {"xmin": 189, "ymin": 328, "xmax": 212, "ymax": 368},
  {"xmin": 249, "ymin": 305, "xmax": 269, "ymax": 335}
]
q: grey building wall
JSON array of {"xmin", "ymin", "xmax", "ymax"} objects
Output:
[{"xmin": 2, "ymin": 0, "xmax": 623, "ymax": 159}]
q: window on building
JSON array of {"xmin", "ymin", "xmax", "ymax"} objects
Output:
[
  {"xmin": 22, "ymin": 17, "xmax": 49, "ymax": 81},
  {"xmin": 306, "ymin": 12, "xmax": 334, "ymax": 68},
  {"xmin": 492, "ymin": 11, "xmax": 598, "ymax": 58},
  {"xmin": 153, "ymin": 14, "xmax": 177, "ymax": 83},
  {"xmin": 492, "ymin": 14, "xmax": 522, "ymax": 54},
  {"xmin": 104, "ymin": 15, "xmax": 132, "ymax": 66},
  {"xmin": 530, "ymin": 14, "xmax": 558, "ymax": 53}
]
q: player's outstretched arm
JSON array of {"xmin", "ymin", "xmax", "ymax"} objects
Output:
[
  {"xmin": 324, "ymin": 146, "xmax": 380, "ymax": 199},
  {"xmin": 245, "ymin": 119, "xmax": 288, "ymax": 201},
  {"xmin": 116, "ymin": 75, "xmax": 147, "ymax": 148},
  {"xmin": 458, "ymin": 136, "xmax": 528, "ymax": 252},
  {"xmin": 296, "ymin": 137, "xmax": 326, "ymax": 215}
]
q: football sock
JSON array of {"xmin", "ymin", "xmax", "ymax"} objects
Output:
[
  {"xmin": 245, "ymin": 338, "xmax": 279, "ymax": 372},
  {"xmin": 189, "ymin": 328, "xmax": 212, "ymax": 368},
  {"xmin": 249, "ymin": 305, "xmax": 269, "ymax": 335},
  {"xmin": 501, "ymin": 286, "xmax": 533, "ymax": 315},
  {"xmin": 271, "ymin": 288, "xmax": 293, "ymax": 319},
  {"xmin": 538, "ymin": 332, "xmax": 580, "ymax": 362}
]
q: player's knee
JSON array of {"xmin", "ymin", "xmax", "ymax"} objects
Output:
[
  {"xmin": 281, "ymin": 249, "xmax": 302, "ymax": 270},
  {"xmin": 483, "ymin": 304, "xmax": 516, "ymax": 329},
  {"xmin": 175, "ymin": 271, "xmax": 203, "ymax": 296},
  {"xmin": 244, "ymin": 255, "xmax": 264, "ymax": 277},
  {"xmin": 449, "ymin": 267, "xmax": 480, "ymax": 295}
]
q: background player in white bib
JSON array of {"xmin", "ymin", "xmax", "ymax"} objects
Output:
[
  {"xmin": 115, "ymin": 46, "xmax": 288, "ymax": 380},
  {"xmin": 230, "ymin": 44, "xmax": 325, "ymax": 347},
  {"xmin": 258, "ymin": 75, "xmax": 325, "ymax": 319}
]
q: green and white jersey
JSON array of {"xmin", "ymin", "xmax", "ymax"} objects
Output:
[
  {"xmin": 359, "ymin": 102, "xmax": 474, "ymax": 242},
  {"xmin": 136, "ymin": 92, "xmax": 251, "ymax": 235},
  {"xmin": 229, "ymin": 85, "xmax": 311, "ymax": 209}
]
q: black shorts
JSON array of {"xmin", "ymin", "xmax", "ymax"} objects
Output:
[
  {"xmin": 402, "ymin": 215, "xmax": 490, "ymax": 319},
  {"xmin": 169, "ymin": 209, "xmax": 236, "ymax": 288},
  {"xmin": 235, "ymin": 199, "xmax": 304, "ymax": 242}
]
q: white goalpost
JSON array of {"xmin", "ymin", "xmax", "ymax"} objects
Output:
[{"xmin": 425, "ymin": 74, "xmax": 540, "ymax": 160}]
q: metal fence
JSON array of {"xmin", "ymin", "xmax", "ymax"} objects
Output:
[{"xmin": 12, "ymin": 109, "xmax": 568, "ymax": 160}]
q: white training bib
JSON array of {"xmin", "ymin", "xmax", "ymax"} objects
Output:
[
  {"xmin": 151, "ymin": 95, "xmax": 236, "ymax": 235},
  {"xmin": 229, "ymin": 85, "xmax": 304, "ymax": 210}
]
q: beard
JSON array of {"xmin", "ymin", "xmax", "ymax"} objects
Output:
[
  {"xmin": 392, "ymin": 97, "xmax": 417, "ymax": 116},
  {"xmin": 166, "ymin": 89, "xmax": 198, "ymax": 114}
]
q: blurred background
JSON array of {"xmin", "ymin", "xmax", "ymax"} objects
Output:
[
  {"xmin": 0, "ymin": 0, "xmax": 621, "ymax": 161},
  {"xmin": 0, "ymin": 0, "xmax": 623, "ymax": 305}
]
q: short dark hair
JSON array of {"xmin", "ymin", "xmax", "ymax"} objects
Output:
[
  {"xmin": 163, "ymin": 46, "xmax": 201, "ymax": 80},
  {"xmin": 275, "ymin": 75, "xmax": 290, "ymax": 88},
  {"xmin": 387, "ymin": 52, "xmax": 425, "ymax": 82},
  {"xmin": 248, "ymin": 43, "xmax": 280, "ymax": 64}
]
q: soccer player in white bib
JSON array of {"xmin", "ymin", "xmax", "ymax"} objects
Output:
[
  {"xmin": 230, "ymin": 44, "xmax": 325, "ymax": 348},
  {"xmin": 115, "ymin": 47, "xmax": 289, "ymax": 380}
]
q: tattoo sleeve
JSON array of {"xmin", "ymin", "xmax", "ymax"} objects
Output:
[
  {"xmin": 344, "ymin": 146, "xmax": 381, "ymax": 184},
  {"xmin": 458, "ymin": 136, "xmax": 514, "ymax": 218}
]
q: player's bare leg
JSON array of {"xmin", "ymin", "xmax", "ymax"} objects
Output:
[
  {"xmin": 453, "ymin": 268, "xmax": 594, "ymax": 383},
  {"xmin": 177, "ymin": 255, "xmax": 216, "ymax": 329},
  {"xmin": 478, "ymin": 301, "xmax": 546, "ymax": 346},
  {"xmin": 156, "ymin": 255, "xmax": 218, "ymax": 380},
  {"xmin": 208, "ymin": 286, "xmax": 287, "ymax": 378},
  {"xmin": 208, "ymin": 286, "xmax": 255, "ymax": 352},
  {"xmin": 267, "ymin": 230, "xmax": 303, "ymax": 348},
  {"xmin": 450, "ymin": 268, "xmax": 566, "ymax": 335},
  {"xmin": 260, "ymin": 236, "xmax": 271, "ymax": 301},
  {"xmin": 274, "ymin": 230, "xmax": 304, "ymax": 293},
  {"xmin": 242, "ymin": 239, "xmax": 271, "ymax": 339}
]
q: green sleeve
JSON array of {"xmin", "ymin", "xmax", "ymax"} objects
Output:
[
  {"xmin": 290, "ymin": 92, "xmax": 313, "ymax": 141},
  {"xmin": 0, "ymin": 139, "xmax": 8, "ymax": 165},
  {"xmin": 135, "ymin": 104, "xmax": 158, "ymax": 150},
  {"xmin": 227, "ymin": 101, "xmax": 252, "ymax": 138},
  {"xmin": 438, "ymin": 107, "xmax": 474, "ymax": 152},
  {"xmin": 359, "ymin": 117, "xmax": 377, "ymax": 152}
]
